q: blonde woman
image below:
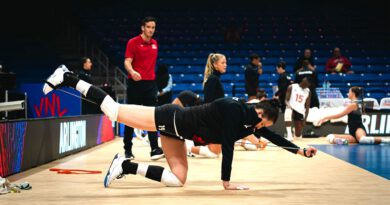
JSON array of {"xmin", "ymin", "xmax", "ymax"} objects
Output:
[
  {"xmin": 176, "ymin": 53, "xmax": 227, "ymax": 157},
  {"xmin": 203, "ymin": 53, "xmax": 227, "ymax": 103}
]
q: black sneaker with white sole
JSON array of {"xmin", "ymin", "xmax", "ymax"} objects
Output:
[
  {"xmin": 150, "ymin": 147, "xmax": 165, "ymax": 160},
  {"xmin": 125, "ymin": 150, "xmax": 135, "ymax": 160}
]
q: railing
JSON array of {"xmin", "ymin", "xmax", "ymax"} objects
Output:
[
  {"xmin": 51, "ymin": 8, "xmax": 110, "ymax": 83},
  {"xmin": 114, "ymin": 66, "xmax": 128, "ymax": 103},
  {"xmin": 78, "ymin": 35, "xmax": 109, "ymax": 82},
  {"xmin": 51, "ymin": 7, "xmax": 124, "ymax": 103},
  {"xmin": 113, "ymin": 66, "xmax": 128, "ymax": 135}
]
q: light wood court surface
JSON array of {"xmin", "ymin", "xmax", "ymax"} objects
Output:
[{"xmin": 3, "ymin": 137, "xmax": 390, "ymax": 205}]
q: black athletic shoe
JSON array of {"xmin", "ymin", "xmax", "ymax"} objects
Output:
[
  {"xmin": 150, "ymin": 147, "xmax": 165, "ymax": 160},
  {"xmin": 125, "ymin": 150, "xmax": 135, "ymax": 160}
]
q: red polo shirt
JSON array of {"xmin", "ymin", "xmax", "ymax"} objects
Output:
[
  {"xmin": 325, "ymin": 56, "xmax": 351, "ymax": 73},
  {"xmin": 125, "ymin": 35, "xmax": 158, "ymax": 80}
]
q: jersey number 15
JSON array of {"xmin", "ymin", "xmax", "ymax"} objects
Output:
[{"xmin": 295, "ymin": 94, "xmax": 304, "ymax": 103}]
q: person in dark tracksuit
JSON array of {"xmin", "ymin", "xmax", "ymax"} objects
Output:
[
  {"xmin": 156, "ymin": 64, "xmax": 173, "ymax": 106},
  {"xmin": 294, "ymin": 48, "xmax": 315, "ymax": 73},
  {"xmin": 274, "ymin": 61, "xmax": 292, "ymax": 112},
  {"xmin": 295, "ymin": 60, "xmax": 320, "ymax": 108},
  {"xmin": 77, "ymin": 57, "xmax": 98, "ymax": 115},
  {"xmin": 244, "ymin": 54, "xmax": 263, "ymax": 101}
]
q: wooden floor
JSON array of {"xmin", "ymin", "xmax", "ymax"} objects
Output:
[{"xmin": 4, "ymin": 137, "xmax": 390, "ymax": 205}]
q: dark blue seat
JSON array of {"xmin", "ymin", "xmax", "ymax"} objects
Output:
[
  {"xmin": 350, "ymin": 65, "xmax": 368, "ymax": 73},
  {"xmin": 323, "ymin": 73, "xmax": 345, "ymax": 83},
  {"xmin": 364, "ymin": 91, "xmax": 385, "ymax": 101},
  {"xmin": 78, "ymin": 9, "xmax": 388, "ymax": 101}
]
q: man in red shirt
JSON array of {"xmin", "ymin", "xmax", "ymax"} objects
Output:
[
  {"xmin": 123, "ymin": 16, "xmax": 164, "ymax": 160},
  {"xmin": 325, "ymin": 47, "xmax": 353, "ymax": 74}
]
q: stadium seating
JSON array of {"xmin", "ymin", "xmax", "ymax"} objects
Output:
[{"xmin": 77, "ymin": 6, "xmax": 389, "ymax": 102}]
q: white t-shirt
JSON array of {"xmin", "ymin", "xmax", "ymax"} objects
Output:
[{"xmin": 288, "ymin": 84, "xmax": 310, "ymax": 116}]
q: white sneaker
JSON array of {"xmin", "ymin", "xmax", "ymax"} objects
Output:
[
  {"xmin": 104, "ymin": 153, "xmax": 125, "ymax": 188},
  {"xmin": 43, "ymin": 65, "xmax": 70, "ymax": 95},
  {"xmin": 199, "ymin": 145, "xmax": 218, "ymax": 158},
  {"xmin": 185, "ymin": 139, "xmax": 195, "ymax": 157},
  {"xmin": 242, "ymin": 143, "xmax": 258, "ymax": 151}
]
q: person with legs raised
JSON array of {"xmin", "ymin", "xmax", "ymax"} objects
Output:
[{"xmin": 43, "ymin": 65, "xmax": 318, "ymax": 190}]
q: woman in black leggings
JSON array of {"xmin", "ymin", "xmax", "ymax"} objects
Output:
[{"xmin": 43, "ymin": 65, "xmax": 317, "ymax": 190}]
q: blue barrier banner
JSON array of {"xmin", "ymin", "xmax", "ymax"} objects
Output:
[
  {"xmin": 0, "ymin": 115, "xmax": 114, "ymax": 177},
  {"xmin": 19, "ymin": 83, "xmax": 81, "ymax": 118}
]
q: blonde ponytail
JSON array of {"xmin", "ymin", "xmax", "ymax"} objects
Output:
[{"xmin": 203, "ymin": 53, "xmax": 225, "ymax": 86}]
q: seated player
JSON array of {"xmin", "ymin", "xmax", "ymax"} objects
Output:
[{"xmin": 317, "ymin": 87, "xmax": 390, "ymax": 145}]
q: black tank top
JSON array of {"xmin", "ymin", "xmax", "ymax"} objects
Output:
[{"xmin": 348, "ymin": 102, "xmax": 363, "ymax": 129}]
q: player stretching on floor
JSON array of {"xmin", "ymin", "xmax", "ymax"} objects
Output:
[
  {"xmin": 318, "ymin": 86, "xmax": 390, "ymax": 145},
  {"xmin": 43, "ymin": 65, "xmax": 317, "ymax": 190}
]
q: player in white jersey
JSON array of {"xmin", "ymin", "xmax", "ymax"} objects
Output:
[{"xmin": 285, "ymin": 77, "xmax": 311, "ymax": 140}]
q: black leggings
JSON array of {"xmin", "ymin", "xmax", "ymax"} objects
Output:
[{"xmin": 124, "ymin": 79, "xmax": 159, "ymax": 151}]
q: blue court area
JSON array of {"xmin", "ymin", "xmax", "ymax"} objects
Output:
[{"xmin": 313, "ymin": 144, "xmax": 390, "ymax": 180}]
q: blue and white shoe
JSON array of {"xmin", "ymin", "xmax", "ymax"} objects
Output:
[
  {"xmin": 43, "ymin": 65, "xmax": 70, "ymax": 95},
  {"xmin": 104, "ymin": 153, "xmax": 125, "ymax": 188}
]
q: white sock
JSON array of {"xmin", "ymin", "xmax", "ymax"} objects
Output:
[
  {"xmin": 286, "ymin": 126, "xmax": 292, "ymax": 138},
  {"xmin": 199, "ymin": 146, "xmax": 218, "ymax": 158},
  {"xmin": 136, "ymin": 164, "xmax": 148, "ymax": 177},
  {"xmin": 381, "ymin": 138, "xmax": 390, "ymax": 144},
  {"xmin": 243, "ymin": 142, "xmax": 257, "ymax": 151},
  {"xmin": 185, "ymin": 140, "xmax": 194, "ymax": 155},
  {"xmin": 185, "ymin": 140, "xmax": 194, "ymax": 150},
  {"xmin": 75, "ymin": 80, "xmax": 92, "ymax": 96},
  {"xmin": 327, "ymin": 134, "xmax": 335, "ymax": 143},
  {"xmin": 359, "ymin": 136, "xmax": 375, "ymax": 144}
]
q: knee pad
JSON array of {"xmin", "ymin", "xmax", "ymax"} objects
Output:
[
  {"xmin": 358, "ymin": 136, "xmax": 375, "ymax": 144},
  {"xmin": 161, "ymin": 169, "xmax": 183, "ymax": 187},
  {"xmin": 199, "ymin": 145, "xmax": 218, "ymax": 158},
  {"xmin": 100, "ymin": 96, "xmax": 119, "ymax": 121},
  {"xmin": 326, "ymin": 134, "xmax": 335, "ymax": 143}
]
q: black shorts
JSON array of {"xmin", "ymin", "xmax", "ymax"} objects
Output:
[
  {"xmin": 177, "ymin": 90, "xmax": 203, "ymax": 107},
  {"xmin": 349, "ymin": 125, "xmax": 366, "ymax": 139},
  {"xmin": 155, "ymin": 104, "xmax": 186, "ymax": 141},
  {"xmin": 193, "ymin": 135, "xmax": 208, "ymax": 146},
  {"xmin": 292, "ymin": 110, "xmax": 305, "ymax": 121}
]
